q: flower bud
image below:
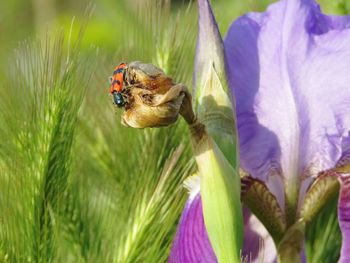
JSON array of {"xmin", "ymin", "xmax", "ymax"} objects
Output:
[
  {"xmin": 191, "ymin": 0, "xmax": 243, "ymax": 261},
  {"xmin": 119, "ymin": 61, "xmax": 194, "ymax": 128}
]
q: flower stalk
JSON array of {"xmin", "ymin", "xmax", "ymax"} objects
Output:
[
  {"xmin": 191, "ymin": 128, "xmax": 242, "ymax": 263},
  {"xmin": 277, "ymin": 221, "xmax": 305, "ymax": 263}
]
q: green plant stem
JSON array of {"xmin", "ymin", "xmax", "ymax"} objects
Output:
[
  {"xmin": 278, "ymin": 250, "xmax": 302, "ymax": 263},
  {"xmin": 277, "ymin": 221, "xmax": 305, "ymax": 263}
]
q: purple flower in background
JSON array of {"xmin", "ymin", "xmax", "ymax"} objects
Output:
[
  {"xmin": 169, "ymin": 182, "xmax": 217, "ymax": 262},
  {"xmin": 169, "ymin": 0, "xmax": 350, "ymax": 262},
  {"xmin": 226, "ymin": 0, "xmax": 350, "ymax": 261}
]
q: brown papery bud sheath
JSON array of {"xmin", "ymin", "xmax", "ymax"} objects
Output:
[{"xmin": 120, "ymin": 61, "xmax": 195, "ymax": 128}]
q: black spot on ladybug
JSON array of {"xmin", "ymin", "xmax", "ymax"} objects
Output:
[
  {"xmin": 113, "ymin": 68, "xmax": 124, "ymax": 75},
  {"xmin": 116, "ymin": 80, "xmax": 121, "ymax": 85}
]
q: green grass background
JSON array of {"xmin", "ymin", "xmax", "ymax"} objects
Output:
[{"xmin": 0, "ymin": 0, "xmax": 348, "ymax": 262}]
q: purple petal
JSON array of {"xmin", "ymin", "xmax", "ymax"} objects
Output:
[
  {"xmin": 224, "ymin": 0, "xmax": 350, "ymax": 206},
  {"xmin": 242, "ymin": 207, "xmax": 277, "ymax": 263},
  {"xmin": 169, "ymin": 195, "xmax": 279, "ymax": 263},
  {"xmin": 168, "ymin": 193, "xmax": 217, "ymax": 263},
  {"xmin": 338, "ymin": 174, "xmax": 350, "ymax": 263}
]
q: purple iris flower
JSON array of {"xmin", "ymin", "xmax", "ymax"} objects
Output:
[{"xmin": 169, "ymin": 0, "xmax": 350, "ymax": 262}]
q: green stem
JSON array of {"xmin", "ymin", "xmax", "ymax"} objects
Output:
[
  {"xmin": 278, "ymin": 246, "xmax": 302, "ymax": 263},
  {"xmin": 285, "ymin": 176, "xmax": 299, "ymax": 227},
  {"xmin": 277, "ymin": 221, "xmax": 305, "ymax": 263}
]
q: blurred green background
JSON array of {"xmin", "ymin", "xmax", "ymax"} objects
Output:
[
  {"xmin": 1, "ymin": 0, "xmax": 348, "ymax": 63},
  {"xmin": 0, "ymin": 0, "xmax": 349, "ymax": 262}
]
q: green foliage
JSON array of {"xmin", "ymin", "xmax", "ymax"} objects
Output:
[
  {"xmin": 305, "ymin": 194, "xmax": 341, "ymax": 263},
  {"xmin": 0, "ymin": 26, "xmax": 92, "ymax": 261},
  {"xmin": 336, "ymin": 0, "xmax": 350, "ymax": 15},
  {"xmin": 0, "ymin": 1, "xmax": 196, "ymax": 262}
]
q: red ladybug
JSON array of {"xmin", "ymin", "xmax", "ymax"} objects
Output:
[{"xmin": 109, "ymin": 62, "xmax": 127, "ymax": 107}]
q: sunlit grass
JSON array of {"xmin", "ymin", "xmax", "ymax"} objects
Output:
[{"xmin": 0, "ymin": 1, "xmax": 196, "ymax": 262}]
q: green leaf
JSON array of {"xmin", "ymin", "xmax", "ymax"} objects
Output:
[{"xmin": 194, "ymin": 133, "xmax": 242, "ymax": 263}]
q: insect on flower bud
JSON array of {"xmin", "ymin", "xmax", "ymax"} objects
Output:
[{"xmin": 116, "ymin": 61, "xmax": 195, "ymax": 128}]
